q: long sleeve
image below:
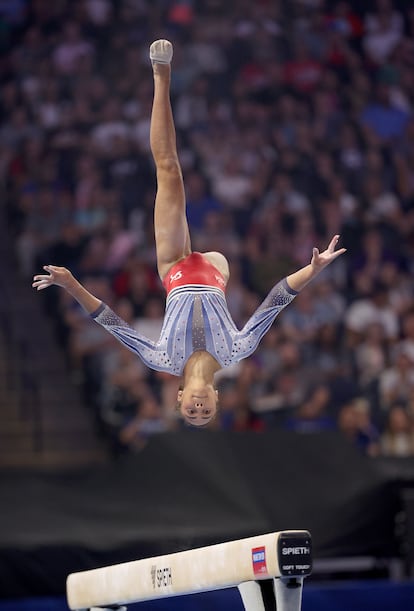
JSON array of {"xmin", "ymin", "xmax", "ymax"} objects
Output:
[
  {"xmin": 91, "ymin": 303, "xmax": 174, "ymax": 373},
  {"xmin": 231, "ymin": 278, "xmax": 297, "ymax": 361}
]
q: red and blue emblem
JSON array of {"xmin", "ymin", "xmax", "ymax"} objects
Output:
[{"xmin": 252, "ymin": 546, "xmax": 267, "ymax": 576}]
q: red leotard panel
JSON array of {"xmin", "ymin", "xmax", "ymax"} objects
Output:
[{"xmin": 162, "ymin": 252, "xmax": 226, "ymax": 295}]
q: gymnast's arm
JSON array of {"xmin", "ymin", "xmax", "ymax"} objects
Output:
[
  {"xmin": 286, "ymin": 234, "xmax": 346, "ymax": 292},
  {"xmin": 32, "ymin": 265, "xmax": 104, "ymax": 311},
  {"xmin": 32, "ymin": 265, "xmax": 160, "ymax": 364},
  {"xmin": 233, "ymin": 235, "xmax": 346, "ymax": 356}
]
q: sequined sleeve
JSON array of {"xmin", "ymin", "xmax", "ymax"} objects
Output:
[
  {"xmin": 231, "ymin": 278, "xmax": 297, "ymax": 361},
  {"xmin": 90, "ymin": 303, "xmax": 173, "ymax": 373},
  {"xmin": 255, "ymin": 278, "xmax": 298, "ymax": 313}
]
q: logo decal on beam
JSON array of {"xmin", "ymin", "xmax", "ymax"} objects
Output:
[{"xmin": 251, "ymin": 547, "xmax": 268, "ymax": 576}]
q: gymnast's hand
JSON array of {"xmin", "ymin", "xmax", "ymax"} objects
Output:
[
  {"xmin": 310, "ymin": 235, "xmax": 346, "ymax": 272},
  {"xmin": 32, "ymin": 265, "xmax": 75, "ymax": 291}
]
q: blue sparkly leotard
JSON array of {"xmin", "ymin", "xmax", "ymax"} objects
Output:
[{"xmin": 91, "ymin": 253, "xmax": 297, "ymax": 376}]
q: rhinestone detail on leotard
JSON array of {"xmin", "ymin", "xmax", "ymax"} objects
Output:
[{"xmin": 91, "ymin": 279, "xmax": 297, "ymax": 376}]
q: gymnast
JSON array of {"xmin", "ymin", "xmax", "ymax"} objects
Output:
[{"xmin": 32, "ymin": 40, "xmax": 346, "ymax": 427}]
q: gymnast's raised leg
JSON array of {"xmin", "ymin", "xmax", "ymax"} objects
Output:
[{"xmin": 150, "ymin": 40, "xmax": 191, "ymax": 281}]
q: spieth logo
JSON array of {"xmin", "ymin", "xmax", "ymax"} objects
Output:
[
  {"xmin": 150, "ymin": 565, "xmax": 173, "ymax": 589},
  {"xmin": 282, "ymin": 546, "xmax": 311, "ymax": 556},
  {"xmin": 252, "ymin": 546, "xmax": 267, "ymax": 576}
]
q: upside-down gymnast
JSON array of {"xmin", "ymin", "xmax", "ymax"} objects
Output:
[{"xmin": 32, "ymin": 40, "xmax": 346, "ymax": 427}]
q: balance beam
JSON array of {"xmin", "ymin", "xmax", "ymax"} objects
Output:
[{"xmin": 67, "ymin": 530, "xmax": 312, "ymax": 611}]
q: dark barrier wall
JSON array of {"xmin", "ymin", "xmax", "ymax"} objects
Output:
[{"xmin": 0, "ymin": 431, "xmax": 412, "ymax": 598}]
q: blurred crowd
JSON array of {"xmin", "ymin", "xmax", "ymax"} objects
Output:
[{"xmin": 1, "ymin": 0, "xmax": 414, "ymax": 456}]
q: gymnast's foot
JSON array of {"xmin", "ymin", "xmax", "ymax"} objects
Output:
[{"xmin": 150, "ymin": 39, "xmax": 173, "ymax": 65}]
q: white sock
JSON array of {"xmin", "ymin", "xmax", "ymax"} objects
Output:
[{"xmin": 150, "ymin": 39, "xmax": 173, "ymax": 65}]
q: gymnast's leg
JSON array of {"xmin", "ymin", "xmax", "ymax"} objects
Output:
[{"xmin": 150, "ymin": 40, "xmax": 191, "ymax": 281}]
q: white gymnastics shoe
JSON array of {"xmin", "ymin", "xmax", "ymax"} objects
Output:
[{"xmin": 150, "ymin": 39, "xmax": 173, "ymax": 65}]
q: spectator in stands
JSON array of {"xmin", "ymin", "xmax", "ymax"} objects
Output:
[
  {"xmin": 249, "ymin": 341, "xmax": 307, "ymax": 428},
  {"xmin": 118, "ymin": 391, "xmax": 169, "ymax": 453},
  {"xmin": 363, "ymin": 0, "xmax": 404, "ymax": 65},
  {"xmin": 360, "ymin": 83, "xmax": 411, "ymax": 142},
  {"xmin": 345, "ymin": 280, "xmax": 399, "ymax": 343},
  {"xmin": 379, "ymin": 345, "xmax": 414, "ymax": 412},
  {"xmin": 400, "ymin": 310, "xmax": 414, "ymax": 362},
  {"xmin": 52, "ymin": 20, "xmax": 95, "ymax": 76},
  {"xmin": 338, "ymin": 397, "xmax": 380, "ymax": 456},
  {"xmin": 283, "ymin": 39, "xmax": 323, "ymax": 93},
  {"xmin": 284, "ymin": 384, "xmax": 336, "ymax": 434},
  {"xmin": 193, "ymin": 209, "xmax": 242, "ymax": 261},
  {"xmin": 16, "ymin": 186, "xmax": 71, "ymax": 276},
  {"xmin": 184, "ymin": 170, "xmax": 223, "ymax": 233},
  {"xmin": 380, "ymin": 404, "xmax": 414, "ymax": 457},
  {"xmin": 354, "ymin": 322, "xmax": 387, "ymax": 393}
]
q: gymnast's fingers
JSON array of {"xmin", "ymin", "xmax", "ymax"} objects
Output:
[
  {"xmin": 327, "ymin": 234, "xmax": 340, "ymax": 252},
  {"xmin": 32, "ymin": 275, "xmax": 53, "ymax": 290},
  {"xmin": 32, "ymin": 281, "xmax": 50, "ymax": 290},
  {"xmin": 44, "ymin": 264, "xmax": 64, "ymax": 272},
  {"xmin": 330, "ymin": 247, "xmax": 347, "ymax": 260}
]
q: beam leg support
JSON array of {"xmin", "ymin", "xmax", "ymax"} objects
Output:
[
  {"xmin": 273, "ymin": 577, "xmax": 304, "ymax": 611},
  {"xmin": 238, "ymin": 580, "xmax": 269, "ymax": 611},
  {"xmin": 238, "ymin": 577, "xmax": 304, "ymax": 611}
]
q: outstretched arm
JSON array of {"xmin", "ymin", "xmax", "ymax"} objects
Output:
[
  {"xmin": 231, "ymin": 235, "xmax": 346, "ymax": 362},
  {"xmin": 286, "ymin": 235, "xmax": 346, "ymax": 292},
  {"xmin": 32, "ymin": 265, "xmax": 102, "ymax": 313},
  {"xmin": 32, "ymin": 265, "xmax": 172, "ymax": 373}
]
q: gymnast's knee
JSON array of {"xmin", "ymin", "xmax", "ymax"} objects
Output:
[{"xmin": 156, "ymin": 157, "xmax": 182, "ymax": 177}]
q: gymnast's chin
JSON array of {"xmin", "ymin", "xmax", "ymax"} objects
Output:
[{"xmin": 176, "ymin": 383, "xmax": 219, "ymax": 427}]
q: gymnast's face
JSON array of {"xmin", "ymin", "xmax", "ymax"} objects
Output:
[{"xmin": 177, "ymin": 385, "xmax": 218, "ymax": 426}]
